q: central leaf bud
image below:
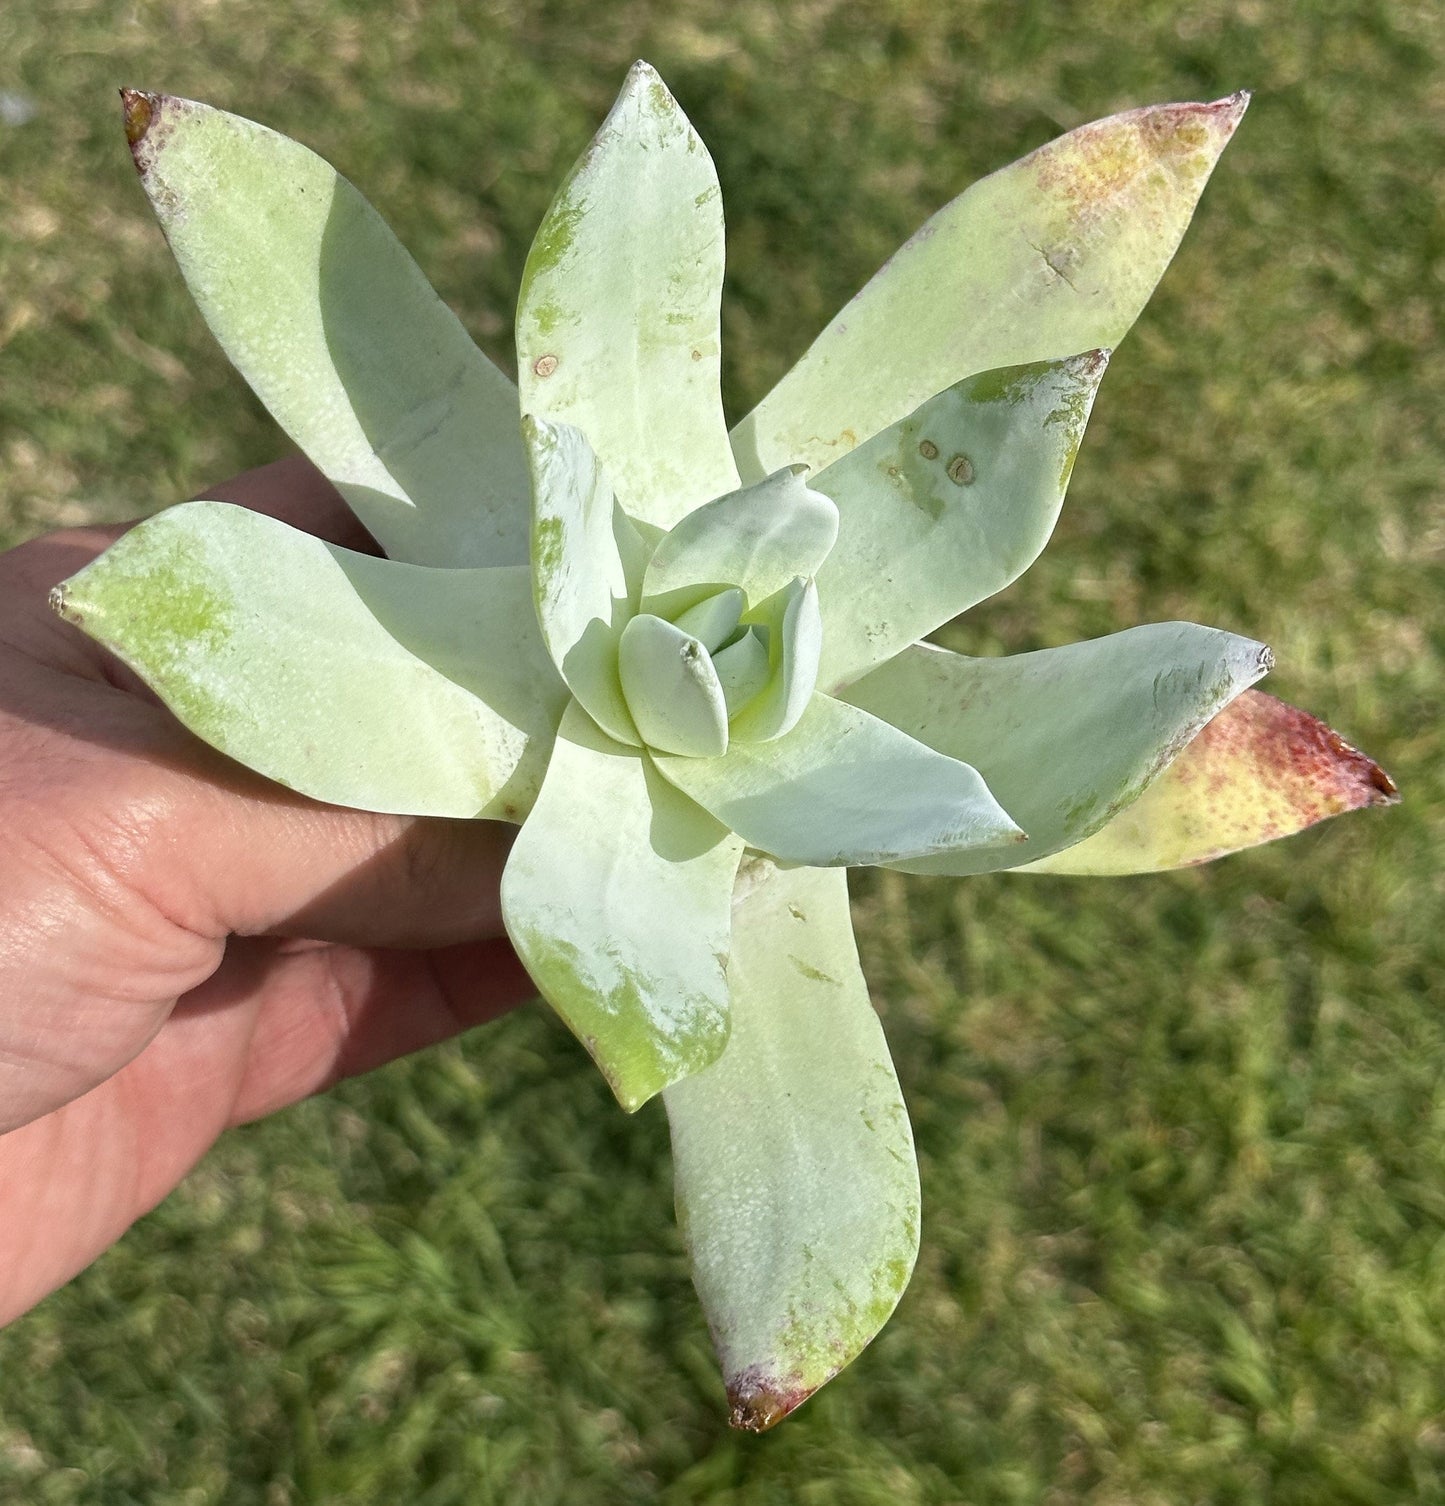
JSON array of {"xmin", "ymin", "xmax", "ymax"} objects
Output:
[
  {"xmin": 611, "ymin": 463, "xmax": 839, "ymax": 758},
  {"xmin": 617, "ymin": 578, "xmax": 821, "ymax": 757}
]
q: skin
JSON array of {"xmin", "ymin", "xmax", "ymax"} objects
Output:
[{"xmin": 0, "ymin": 456, "xmax": 532, "ymax": 1328}]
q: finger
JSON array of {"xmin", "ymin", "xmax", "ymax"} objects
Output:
[
  {"xmin": 0, "ymin": 932, "xmax": 533, "ymax": 1326},
  {"xmin": 6, "ymin": 615, "xmax": 519, "ymax": 949},
  {"xmin": 0, "ymin": 937, "xmax": 266, "ymax": 1326},
  {"xmin": 165, "ymin": 779, "xmax": 521, "ymax": 948},
  {"xmin": 223, "ymin": 934, "xmax": 534, "ymax": 1124}
]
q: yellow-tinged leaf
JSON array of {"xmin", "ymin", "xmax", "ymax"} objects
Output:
[{"xmin": 1019, "ymin": 690, "xmax": 1398, "ymax": 876}]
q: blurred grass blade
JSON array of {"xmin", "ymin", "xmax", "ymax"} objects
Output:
[
  {"xmin": 51, "ymin": 502, "xmax": 565, "ymax": 819},
  {"xmin": 1017, "ymin": 689, "xmax": 1399, "ymax": 874},
  {"xmin": 812, "ymin": 353, "xmax": 1107, "ymax": 691},
  {"xmin": 500, "ymin": 702, "xmax": 744, "ymax": 1110},
  {"xmin": 654, "ymin": 692, "xmax": 1022, "ymax": 866},
  {"xmin": 843, "ymin": 626, "xmax": 1271, "ymax": 875},
  {"xmin": 733, "ymin": 91, "xmax": 1248, "ymax": 480},
  {"xmin": 665, "ymin": 860, "xmax": 920, "ymax": 1431},
  {"xmin": 516, "ymin": 61, "xmax": 739, "ymax": 530},
  {"xmin": 122, "ymin": 90, "xmax": 530, "ymax": 568}
]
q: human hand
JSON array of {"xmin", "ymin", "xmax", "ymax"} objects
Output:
[{"xmin": 0, "ymin": 457, "xmax": 532, "ymax": 1326}]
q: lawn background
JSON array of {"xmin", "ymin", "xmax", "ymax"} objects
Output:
[{"xmin": 1, "ymin": 1, "xmax": 1441, "ymax": 1501}]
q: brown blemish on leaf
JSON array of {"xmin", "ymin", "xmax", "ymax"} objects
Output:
[
  {"xmin": 533, "ymin": 354, "xmax": 559, "ymax": 378},
  {"xmin": 726, "ymin": 1370, "xmax": 817, "ymax": 1432},
  {"xmin": 946, "ymin": 454, "xmax": 974, "ymax": 486},
  {"xmin": 1192, "ymin": 689, "xmax": 1397, "ymax": 825},
  {"xmin": 1121, "ymin": 689, "xmax": 1397, "ymax": 868},
  {"xmin": 120, "ymin": 88, "xmax": 155, "ymax": 149},
  {"xmin": 917, "ymin": 439, "xmax": 939, "ymax": 460}
]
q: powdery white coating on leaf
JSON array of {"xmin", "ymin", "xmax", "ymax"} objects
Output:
[
  {"xmin": 1018, "ymin": 689, "xmax": 1399, "ymax": 875},
  {"xmin": 713, "ymin": 627, "xmax": 772, "ymax": 716},
  {"xmin": 617, "ymin": 613, "xmax": 730, "ymax": 757},
  {"xmin": 811, "ymin": 352, "xmax": 1109, "ymax": 691},
  {"xmin": 640, "ymin": 466, "xmax": 839, "ymax": 623},
  {"xmin": 125, "ymin": 92, "xmax": 530, "ymax": 568},
  {"xmin": 523, "ymin": 416, "xmax": 643, "ymax": 746},
  {"xmin": 664, "ymin": 862, "xmax": 920, "ymax": 1431},
  {"xmin": 52, "ymin": 503, "xmax": 564, "ymax": 819},
  {"xmin": 516, "ymin": 61, "xmax": 739, "ymax": 530},
  {"xmin": 732, "ymin": 93, "xmax": 1248, "ymax": 481},
  {"xmin": 499, "ymin": 701, "xmax": 743, "ymax": 1110},
  {"xmin": 727, "ymin": 576, "xmax": 823, "ymax": 744},
  {"xmin": 843, "ymin": 624, "xmax": 1272, "ymax": 875},
  {"xmin": 654, "ymin": 692, "xmax": 1022, "ymax": 866}
]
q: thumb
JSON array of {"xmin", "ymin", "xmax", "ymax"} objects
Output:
[
  {"xmin": 9, "ymin": 526, "xmax": 518, "ymax": 954},
  {"xmin": 151, "ymin": 762, "xmax": 518, "ymax": 948}
]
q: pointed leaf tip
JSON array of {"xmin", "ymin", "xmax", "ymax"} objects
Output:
[
  {"xmin": 1073, "ymin": 346, "xmax": 1112, "ymax": 379},
  {"xmin": 120, "ymin": 88, "xmax": 157, "ymax": 149},
  {"xmin": 1018, "ymin": 689, "xmax": 1397, "ymax": 876},
  {"xmin": 1217, "ymin": 88, "xmax": 1252, "ymax": 126},
  {"xmin": 728, "ymin": 1373, "xmax": 818, "ymax": 1432}
]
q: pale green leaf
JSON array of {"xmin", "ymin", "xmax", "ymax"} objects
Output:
[
  {"xmin": 812, "ymin": 354, "xmax": 1108, "ymax": 691},
  {"xmin": 728, "ymin": 577, "xmax": 823, "ymax": 744},
  {"xmin": 654, "ymin": 692, "xmax": 1022, "ymax": 866},
  {"xmin": 122, "ymin": 91, "xmax": 528, "ymax": 568},
  {"xmin": 712, "ymin": 628, "xmax": 771, "ymax": 716},
  {"xmin": 523, "ymin": 416, "xmax": 643, "ymax": 745},
  {"xmin": 52, "ymin": 502, "xmax": 565, "ymax": 819},
  {"xmin": 515, "ymin": 61, "xmax": 739, "ymax": 529},
  {"xmin": 617, "ymin": 614, "xmax": 729, "ymax": 757},
  {"xmin": 665, "ymin": 860, "xmax": 919, "ymax": 1432},
  {"xmin": 499, "ymin": 702, "xmax": 744, "ymax": 1110},
  {"xmin": 841, "ymin": 626, "xmax": 1272, "ymax": 875},
  {"xmin": 641, "ymin": 467, "xmax": 838, "ymax": 621},
  {"xmin": 1017, "ymin": 689, "xmax": 1399, "ymax": 875},
  {"xmin": 733, "ymin": 92, "xmax": 1248, "ymax": 480},
  {"xmin": 672, "ymin": 588, "xmax": 745, "ymax": 652}
]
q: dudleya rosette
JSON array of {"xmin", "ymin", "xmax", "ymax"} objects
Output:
[{"xmin": 52, "ymin": 64, "xmax": 1396, "ymax": 1429}]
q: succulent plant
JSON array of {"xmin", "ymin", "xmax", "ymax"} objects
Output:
[{"xmin": 52, "ymin": 64, "xmax": 1396, "ymax": 1430}]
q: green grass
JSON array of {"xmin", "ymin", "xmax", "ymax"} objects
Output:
[{"xmin": 2, "ymin": 0, "xmax": 1441, "ymax": 1500}]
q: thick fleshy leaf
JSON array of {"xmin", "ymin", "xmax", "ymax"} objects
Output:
[
  {"xmin": 51, "ymin": 502, "xmax": 565, "ymax": 819},
  {"xmin": 121, "ymin": 91, "xmax": 528, "ymax": 568},
  {"xmin": 812, "ymin": 353, "xmax": 1108, "ymax": 691},
  {"xmin": 500, "ymin": 702, "xmax": 744, "ymax": 1110},
  {"xmin": 1018, "ymin": 689, "xmax": 1399, "ymax": 875},
  {"xmin": 733, "ymin": 92, "xmax": 1249, "ymax": 480},
  {"xmin": 654, "ymin": 692, "xmax": 1022, "ymax": 866},
  {"xmin": 641, "ymin": 467, "xmax": 839, "ymax": 621},
  {"xmin": 842, "ymin": 625, "xmax": 1271, "ymax": 876},
  {"xmin": 617, "ymin": 614, "xmax": 729, "ymax": 757},
  {"xmin": 729, "ymin": 577, "xmax": 823, "ymax": 744},
  {"xmin": 713, "ymin": 628, "xmax": 772, "ymax": 716},
  {"xmin": 524, "ymin": 417, "xmax": 642, "ymax": 745},
  {"xmin": 515, "ymin": 61, "xmax": 739, "ymax": 530},
  {"xmin": 672, "ymin": 588, "xmax": 745, "ymax": 652},
  {"xmin": 665, "ymin": 860, "xmax": 920, "ymax": 1432}
]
